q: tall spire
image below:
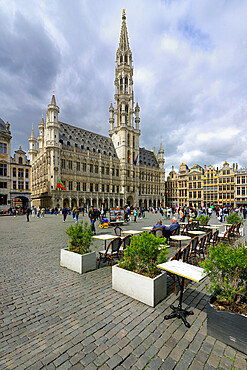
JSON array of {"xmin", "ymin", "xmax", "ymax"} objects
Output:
[
  {"xmin": 118, "ymin": 9, "xmax": 130, "ymax": 52},
  {"xmin": 51, "ymin": 89, "xmax": 56, "ymax": 106}
]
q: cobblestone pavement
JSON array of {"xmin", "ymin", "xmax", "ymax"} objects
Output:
[{"xmin": 0, "ymin": 212, "xmax": 246, "ymax": 369}]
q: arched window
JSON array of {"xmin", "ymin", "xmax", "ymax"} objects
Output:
[
  {"xmin": 127, "ymin": 134, "xmax": 130, "ymax": 147},
  {"xmin": 19, "ymin": 157, "xmax": 23, "ymax": 164},
  {"xmin": 120, "ymin": 78, "xmax": 123, "ymax": 92},
  {"xmin": 133, "ymin": 136, "xmax": 135, "ymax": 149},
  {"xmin": 120, "ymin": 55, "xmax": 123, "ymax": 63},
  {"xmin": 125, "ymin": 55, "xmax": 128, "ymax": 63}
]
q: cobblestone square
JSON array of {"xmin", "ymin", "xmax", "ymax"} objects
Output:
[{"xmin": 1, "ymin": 212, "xmax": 246, "ymax": 369}]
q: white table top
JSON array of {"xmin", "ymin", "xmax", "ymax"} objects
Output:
[
  {"xmin": 170, "ymin": 235, "xmax": 191, "ymax": 241},
  {"xmin": 157, "ymin": 260, "xmax": 206, "ymax": 282},
  {"xmin": 124, "ymin": 230, "xmax": 142, "ymax": 235},
  {"xmin": 92, "ymin": 234, "xmax": 116, "ymax": 241},
  {"xmin": 188, "ymin": 230, "xmax": 206, "ymax": 235},
  {"xmin": 200, "ymin": 225, "xmax": 220, "ymax": 229},
  {"xmin": 142, "ymin": 226, "xmax": 153, "ymax": 230}
]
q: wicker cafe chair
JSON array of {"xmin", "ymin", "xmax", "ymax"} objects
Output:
[
  {"xmin": 195, "ymin": 234, "xmax": 207, "ymax": 264},
  {"xmin": 168, "ymin": 247, "xmax": 183, "ymax": 295},
  {"xmin": 114, "ymin": 226, "xmax": 125, "ymax": 238},
  {"xmin": 119, "ymin": 234, "xmax": 131, "ymax": 257},
  {"xmin": 211, "ymin": 229, "xmax": 219, "ymax": 248},
  {"xmin": 188, "ymin": 236, "xmax": 199, "ymax": 265},
  {"xmin": 217, "ymin": 226, "xmax": 233, "ymax": 246},
  {"xmin": 153, "ymin": 228, "xmax": 164, "ymax": 237},
  {"xmin": 98, "ymin": 237, "xmax": 122, "ymax": 268},
  {"xmin": 204, "ymin": 230, "xmax": 213, "ymax": 257}
]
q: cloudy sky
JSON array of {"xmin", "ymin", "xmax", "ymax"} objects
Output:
[{"xmin": 1, "ymin": 0, "xmax": 247, "ymax": 175}]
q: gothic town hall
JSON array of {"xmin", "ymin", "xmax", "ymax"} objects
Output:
[{"xmin": 28, "ymin": 10, "xmax": 165, "ymax": 209}]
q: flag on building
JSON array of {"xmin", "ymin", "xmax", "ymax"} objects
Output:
[
  {"xmin": 134, "ymin": 155, "xmax": 138, "ymax": 166},
  {"xmin": 57, "ymin": 180, "xmax": 66, "ymax": 190},
  {"xmin": 128, "ymin": 154, "xmax": 131, "ymax": 162}
]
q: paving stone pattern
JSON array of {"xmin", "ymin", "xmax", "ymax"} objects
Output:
[{"xmin": 0, "ymin": 212, "xmax": 246, "ymax": 369}]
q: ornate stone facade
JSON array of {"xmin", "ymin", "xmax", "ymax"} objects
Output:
[
  {"xmin": 0, "ymin": 118, "xmax": 11, "ymax": 210},
  {"xmin": 29, "ymin": 11, "xmax": 165, "ymax": 209}
]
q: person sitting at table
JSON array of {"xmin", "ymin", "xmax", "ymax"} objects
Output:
[
  {"xmin": 162, "ymin": 217, "xmax": 180, "ymax": 238},
  {"xmin": 152, "ymin": 219, "xmax": 166, "ymax": 232}
]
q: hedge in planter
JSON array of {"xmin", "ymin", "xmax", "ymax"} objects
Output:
[
  {"xmin": 113, "ymin": 232, "xmax": 169, "ymax": 306},
  {"xmin": 118, "ymin": 231, "xmax": 168, "ymax": 278},
  {"xmin": 202, "ymin": 241, "xmax": 247, "ymax": 353},
  {"xmin": 60, "ymin": 221, "xmax": 96, "ymax": 274}
]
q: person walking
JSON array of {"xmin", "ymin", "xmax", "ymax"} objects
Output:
[
  {"xmin": 26, "ymin": 207, "xmax": 31, "ymax": 222},
  {"xmin": 75, "ymin": 208, "xmax": 79, "ymax": 223},
  {"xmin": 89, "ymin": 205, "xmax": 97, "ymax": 235},
  {"xmin": 62, "ymin": 207, "xmax": 68, "ymax": 222},
  {"xmin": 133, "ymin": 208, "xmax": 137, "ymax": 222},
  {"xmin": 41, "ymin": 207, "xmax": 45, "ymax": 218}
]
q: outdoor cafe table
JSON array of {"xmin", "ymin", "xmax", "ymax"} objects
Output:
[
  {"xmin": 187, "ymin": 230, "xmax": 206, "ymax": 237},
  {"xmin": 157, "ymin": 260, "xmax": 206, "ymax": 327},
  {"xmin": 199, "ymin": 225, "xmax": 220, "ymax": 229},
  {"xmin": 124, "ymin": 230, "xmax": 143, "ymax": 235},
  {"xmin": 170, "ymin": 235, "xmax": 191, "ymax": 249},
  {"xmin": 92, "ymin": 234, "xmax": 116, "ymax": 249},
  {"xmin": 142, "ymin": 226, "xmax": 153, "ymax": 230}
]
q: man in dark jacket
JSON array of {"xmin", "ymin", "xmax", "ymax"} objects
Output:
[
  {"xmin": 162, "ymin": 217, "xmax": 180, "ymax": 238},
  {"xmin": 89, "ymin": 205, "xmax": 97, "ymax": 234}
]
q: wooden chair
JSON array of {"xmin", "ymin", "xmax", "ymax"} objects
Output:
[
  {"xmin": 114, "ymin": 226, "xmax": 125, "ymax": 237},
  {"xmin": 188, "ymin": 236, "xmax": 199, "ymax": 265},
  {"xmin": 98, "ymin": 237, "xmax": 122, "ymax": 268},
  {"xmin": 234, "ymin": 222, "xmax": 241, "ymax": 239},
  {"xmin": 119, "ymin": 235, "xmax": 131, "ymax": 256},
  {"xmin": 168, "ymin": 227, "xmax": 180, "ymax": 246}
]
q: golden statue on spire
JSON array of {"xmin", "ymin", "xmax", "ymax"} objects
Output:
[{"xmin": 122, "ymin": 9, "xmax": 126, "ymax": 20}]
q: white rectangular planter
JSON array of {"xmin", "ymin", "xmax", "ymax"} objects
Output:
[
  {"xmin": 60, "ymin": 249, "xmax": 96, "ymax": 274},
  {"xmin": 112, "ymin": 265, "xmax": 167, "ymax": 307}
]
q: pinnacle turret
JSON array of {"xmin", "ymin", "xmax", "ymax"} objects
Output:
[{"xmin": 118, "ymin": 9, "xmax": 130, "ymax": 53}]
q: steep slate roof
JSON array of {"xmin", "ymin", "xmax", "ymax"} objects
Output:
[
  {"xmin": 0, "ymin": 118, "xmax": 6, "ymax": 131},
  {"xmin": 139, "ymin": 147, "xmax": 159, "ymax": 168},
  {"xmin": 59, "ymin": 122, "xmax": 118, "ymax": 158}
]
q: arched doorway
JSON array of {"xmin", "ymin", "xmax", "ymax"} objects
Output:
[
  {"xmin": 13, "ymin": 196, "xmax": 29, "ymax": 209},
  {"xmin": 144, "ymin": 200, "xmax": 147, "ymax": 209},
  {"xmin": 110, "ymin": 199, "xmax": 114, "ymax": 208},
  {"xmin": 120, "ymin": 199, "xmax": 123, "ymax": 207},
  {"xmin": 71, "ymin": 198, "xmax": 77, "ymax": 208},
  {"xmin": 63, "ymin": 198, "xmax": 70, "ymax": 208},
  {"xmin": 127, "ymin": 196, "xmax": 133, "ymax": 206}
]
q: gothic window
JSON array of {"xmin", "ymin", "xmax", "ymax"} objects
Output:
[
  {"xmin": 120, "ymin": 78, "xmax": 123, "ymax": 92},
  {"xmin": 133, "ymin": 136, "xmax": 135, "ymax": 148},
  {"xmin": 82, "ymin": 162, "xmax": 86, "ymax": 172},
  {"xmin": 77, "ymin": 182, "xmax": 80, "ymax": 191},
  {"xmin": 127, "ymin": 134, "xmax": 130, "ymax": 147},
  {"xmin": 76, "ymin": 162, "xmax": 80, "ymax": 171},
  {"xmin": 13, "ymin": 168, "xmax": 16, "ymax": 177},
  {"xmin": 19, "ymin": 157, "xmax": 23, "ymax": 164},
  {"xmin": 95, "ymin": 165, "xmax": 98, "ymax": 174},
  {"xmin": 26, "ymin": 171, "xmax": 29, "ymax": 178},
  {"xmin": 125, "ymin": 55, "xmax": 128, "ymax": 63},
  {"xmin": 68, "ymin": 160, "xmax": 73, "ymax": 170},
  {"xmin": 120, "ymin": 55, "xmax": 123, "ymax": 63},
  {"xmin": 125, "ymin": 77, "xmax": 128, "ymax": 92},
  {"xmin": 69, "ymin": 181, "xmax": 73, "ymax": 190},
  {"xmin": 61, "ymin": 159, "xmax": 66, "ymax": 169}
]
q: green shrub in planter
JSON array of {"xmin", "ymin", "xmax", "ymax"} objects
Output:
[
  {"xmin": 202, "ymin": 241, "xmax": 247, "ymax": 313},
  {"xmin": 226, "ymin": 212, "xmax": 244, "ymax": 225},
  {"xmin": 118, "ymin": 232, "xmax": 168, "ymax": 279},
  {"xmin": 196, "ymin": 214, "xmax": 210, "ymax": 226},
  {"xmin": 66, "ymin": 221, "xmax": 94, "ymax": 255}
]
